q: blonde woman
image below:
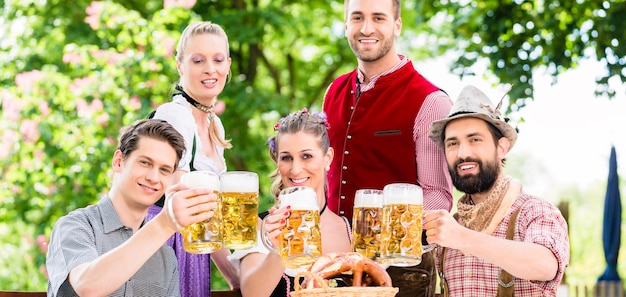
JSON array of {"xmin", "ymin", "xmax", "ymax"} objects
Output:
[
  {"xmin": 229, "ymin": 109, "xmax": 352, "ymax": 297},
  {"xmin": 146, "ymin": 21, "xmax": 238, "ymax": 297}
]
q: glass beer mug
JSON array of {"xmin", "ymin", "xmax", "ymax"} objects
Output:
[
  {"xmin": 378, "ymin": 183, "xmax": 432, "ymax": 266},
  {"xmin": 261, "ymin": 186, "xmax": 322, "ymax": 269},
  {"xmin": 352, "ymin": 189, "xmax": 383, "ymax": 260},
  {"xmin": 179, "ymin": 171, "xmax": 222, "ymax": 254},
  {"xmin": 220, "ymin": 171, "xmax": 259, "ymax": 250}
]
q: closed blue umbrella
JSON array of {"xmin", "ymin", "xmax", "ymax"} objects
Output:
[{"xmin": 598, "ymin": 146, "xmax": 622, "ymax": 281}]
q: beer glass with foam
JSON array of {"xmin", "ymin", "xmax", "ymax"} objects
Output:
[
  {"xmin": 352, "ymin": 189, "xmax": 383, "ymax": 260},
  {"xmin": 220, "ymin": 171, "xmax": 259, "ymax": 249},
  {"xmin": 261, "ymin": 186, "xmax": 322, "ymax": 269},
  {"xmin": 179, "ymin": 171, "xmax": 222, "ymax": 254},
  {"xmin": 379, "ymin": 183, "xmax": 424, "ymax": 266}
]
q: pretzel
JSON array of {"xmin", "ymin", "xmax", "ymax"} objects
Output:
[{"xmin": 302, "ymin": 252, "xmax": 392, "ymax": 288}]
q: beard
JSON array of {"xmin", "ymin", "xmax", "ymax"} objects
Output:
[
  {"xmin": 347, "ymin": 33, "xmax": 395, "ymax": 62},
  {"xmin": 448, "ymin": 157, "xmax": 500, "ymax": 194}
]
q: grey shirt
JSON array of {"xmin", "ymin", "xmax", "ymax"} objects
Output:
[{"xmin": 46, "ymin": 195, "xmax": 179, "ymax": 297}]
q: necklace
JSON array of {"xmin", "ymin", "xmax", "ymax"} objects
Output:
[
  {"xmin": 320, "ymin": 199, "xmax": 327, "ymax": 215},
  {"xmin": 175, "ymin": 85, "xmax": 214, "ymax": 113}
]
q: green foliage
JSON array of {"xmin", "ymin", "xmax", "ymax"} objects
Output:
[
  {"xmin": 1, "ymin": 0, "xmax": 625, "ymax": 292},
  {"xmin": 0, "ymin": 222, "xmax": 48, "ymax": 290},
  {"xmin": 414, "ymin": 0, "xmax": 626, "ymax": 111},
  {"xmin": 1, "ymin": 0, "xmax": 350, "ymax": 290},
  {"xmin": 557, "ymin": 181, "xmax": 626, "ymax": 289},
  {"xmin": 563, "ymin": 183, "xmax": 606, "ymax": 286}
]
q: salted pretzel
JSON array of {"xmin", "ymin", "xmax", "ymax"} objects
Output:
[{"xmin": 301, "ymin": 252, "xmax": 392, "ymax": 288}]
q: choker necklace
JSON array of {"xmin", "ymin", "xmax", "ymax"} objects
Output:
[
  {"xmin": 175, "ymin": 85, "xmax": 213, "ymax": 113},
  {"xmin": 320, "ymin": 200, "xmax": 327, "ymax": 215}
]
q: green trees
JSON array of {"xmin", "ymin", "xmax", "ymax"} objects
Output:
[
  {"xmin": 1, "ymin": 0, "xmax": 353, "ymax": 290},
  {"xmin": 415, "ymin": 0, "xmax": 626, "ymax": 110},
  {"xmin": 1, "ymin": 0, "xmax": 624, "ymax": 291}
]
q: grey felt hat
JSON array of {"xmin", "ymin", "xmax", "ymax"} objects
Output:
[{"xmin": 428, "ymin": 85, "xmax": 518, "ymax": 151}]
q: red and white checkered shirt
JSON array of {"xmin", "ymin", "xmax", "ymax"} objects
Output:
[{"xmin": 438, "ymin": 193, "xmax": 570, "ymax": 297}]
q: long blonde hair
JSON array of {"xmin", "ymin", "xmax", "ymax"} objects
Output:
[{"xmin": 176, "ymin": 21, "xmax": 232, "ymax": 149}]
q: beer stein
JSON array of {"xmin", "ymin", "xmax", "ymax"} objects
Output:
[
  {"xmin": 261, "ymin": 186, "xmax": 322, "ymax": 269},
  {"xmin": 351, "ymin": 189, "xmax": 383, "ymax": 260},
  {"xmin": 220, "ymin": 171, "xmax": 259, "ymax": 249},
  {"xmin": 179, "ymin": 171, "xmax": 222, "ymax": 254},
  {"xmin": 378, "ymin": 183, "xmax": 427, "ymax": 266}
]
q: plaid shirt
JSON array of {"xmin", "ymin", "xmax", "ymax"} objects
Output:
[{"xmin": 439, "ymin": 193, "xmax": 570, "ymax": 297}]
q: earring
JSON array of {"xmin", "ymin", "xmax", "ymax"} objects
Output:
[{"xmin": 325, "ymin": 165, "xmax": 330, "ymax": 171}]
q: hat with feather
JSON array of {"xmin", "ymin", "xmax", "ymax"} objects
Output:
[{"xmin": 428, "ymin": 85, "xmax": 518, "ymax": 151}]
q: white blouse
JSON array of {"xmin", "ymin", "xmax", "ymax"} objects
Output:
[{"xmin": 154, "ymin": 94, "xmax": 227, "ymax": 174}]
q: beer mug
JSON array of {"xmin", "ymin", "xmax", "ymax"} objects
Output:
[
  {"xmin": 261, "ymin": 186, "xmax": 322, "ymax": 269},
  {"xmin": 179, "ymin": 171, "xmax": 222, "ymax": 254},
  {"xmin": 352, "ymin": 189, "xmax": 383, "ymax": 260},
  {"xmin": 379, "ymin": 183, "xmax": 425, "ymax": 266},
  {"xmin": 220, "ymin": 171, "xmax": 259, "ymax": 250}
]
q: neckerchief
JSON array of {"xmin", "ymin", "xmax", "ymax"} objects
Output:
[{"xmin": 457, "ymin": 176, "xmax": 511, "ymax": 232}]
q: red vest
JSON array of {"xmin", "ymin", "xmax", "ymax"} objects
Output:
[{"xmin": 323, "ymin": 61, "xmax": 440, "ymax": 219}]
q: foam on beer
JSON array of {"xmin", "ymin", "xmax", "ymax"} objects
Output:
[
  {"xmin": 382, "ymin": 183, "xmax": 423, "ymax": 205},
  {"xmin": 279, "ymin": 187, "xmax": 318, "ymax": 210},
  {"xmin": 354, "ymin": 190, "xmax": 383, "ymax": 208},
  {"xmin": 220, "ymin": 171, "xmax": 259, "ymax": 192},
  {"xmin": 181, "ymin": 171, "xmax": 220, "ymax": 190}
]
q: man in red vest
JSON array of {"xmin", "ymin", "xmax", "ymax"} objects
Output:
[{"xmin": 322, "ymin": 0, "xmax": 453, "ymax": 296}]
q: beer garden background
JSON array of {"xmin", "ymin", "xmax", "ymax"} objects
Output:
[{"xmin": 1, "ymin": 0, "xmax": 625, "ymax": 293}]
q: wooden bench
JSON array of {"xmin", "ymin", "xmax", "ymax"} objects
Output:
[
  {"xmin": 211, "ymin": 290, "xmax": 242, "ymax": 297},
  {"xmin": 0, "ymin": 291, "xmax": 242, "ymax": 297},
  {"xmin": 0, "ymin": 290, "xmax": 438, "ymax": 297},
  {"xmin": 0, "ymin": 292, "xmax": 46, "ymax": 297}
]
